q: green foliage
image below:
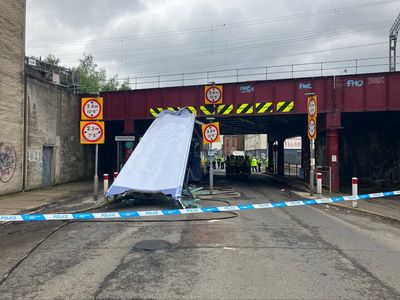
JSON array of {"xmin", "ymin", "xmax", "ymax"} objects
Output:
[
  {"xmin": 44, "ymin": 53, "xmax": 131, "ymax": 93},
  {"xmin": 43, "ymin": 54, "xmax": 60, "ymax": 66},
  {"xmin": 119, "ymin": 78, "xmax": 131, "ymax": 91}
]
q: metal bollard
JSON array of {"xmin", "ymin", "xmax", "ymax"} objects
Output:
[
  {"xmin": 352, "ymin": 177, "xmax": 358, "ymax": 208},
  {"xmin": 103, "ymin": 174, "xmax": 109, "ymax": 196},
  {"xmin": 316, "ymin": 172, "xmax": 322, "ymax": 195},
  {"xmin": 113, "ymin": 172, "xmax": 118, "ymax": 182}
]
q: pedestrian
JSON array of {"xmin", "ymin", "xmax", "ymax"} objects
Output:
[
  {"xmin": 257, "ymin": 158, "xmax": 262, "ymax": 172},
  {"xmin": 251, "ymin": 157, "xmax": 258, "ymax": 172}
]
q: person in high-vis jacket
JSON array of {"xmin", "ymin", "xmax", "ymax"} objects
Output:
[{"xmin": 251, "ymin": 157, "xmax": 258, "ymax": 172}]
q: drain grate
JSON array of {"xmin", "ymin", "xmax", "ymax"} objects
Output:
[{"xmin": 133, "ymin": 239, "xmax": 171, "ymax": 251}]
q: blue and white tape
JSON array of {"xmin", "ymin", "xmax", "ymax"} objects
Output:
[{"xmin": 1, "ymin": 190, "xmax": 399, "ymax": 222}]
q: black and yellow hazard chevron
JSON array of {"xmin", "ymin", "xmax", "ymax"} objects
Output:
[
  {"xmin": 149, "ymin": 107, "xmax": 164, "ymax": 117},
  {"xmin": 217, "ymin": 104, "xmax": 234, "ymax": 115},
  {"xmin": 236, "ymin": 103, "xmax": 254, "ymax": 114},
  {"xmin": 255, "ymin": 102, "xmax": 273, "ymax": 114},
  {"xmin": 165, "ymin": 106, "xmax": 180, "ymax": 112},
  {"xmin": 199, "ymin": 105, "xmax": 215, "ymax": 115},
  {"xmin": 149, "ymin": 107, "xmax": 180, "ymax": 117},
  {"xmin": 276, "ymin": 101, "xmax": 294, "ymax": 113},
  {"xmin": 186, "ymin": 106, "xmax": 197, "ymax": 115}
]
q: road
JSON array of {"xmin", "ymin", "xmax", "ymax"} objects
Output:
[{"xmin": 0, "ymin": 174, "xmax": 399, "ymax": 299}]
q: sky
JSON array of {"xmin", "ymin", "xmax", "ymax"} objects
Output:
[{"xmin": 26, "ymin": 0, "xmax": 400, "ymax": 89}]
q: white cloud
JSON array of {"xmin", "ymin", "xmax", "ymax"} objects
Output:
[{"xmin": 26, "ymin": 0, "xmax": 400, "ymax": 85}]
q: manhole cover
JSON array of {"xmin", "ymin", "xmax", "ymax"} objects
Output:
[{"xmin": 133, "ymin": 240, "xmax": 171, "ymax": 251}]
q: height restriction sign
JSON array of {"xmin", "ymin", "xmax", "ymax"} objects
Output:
[
  {"xmin": 307, "ymin": 95, "xmax": 317, "ymax": 140},
  {"xmin": 80, "ymin": 121, "xmax": 105, "ymax": 144},
  {"xmin": 202, "ymin": 122, "xmax": 220, "ymax": 144},
  {"xmin": 204, "ymin": 85, "xmax": 223, "ymax": 104},
  {"xmin": 81, "ymin": 97, "xmax": 103, "ymax": 120}
]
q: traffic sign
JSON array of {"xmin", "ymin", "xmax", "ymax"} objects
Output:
[
  {"xmin": 81, "ymin": 97, "xmax": 103, "ymax": 120},
  {"xmin": 202, "ymin": 122, "xmax": 220, "ymax": 144},
  {"xmin": 115, "ymin": 136, "xmax": 135, "ymax": 142},
  {"xmin": 308, "ymin": 118, "xmax": 316, "ymax": 140},
  {"xmin": 307, "ymin": 95, "xmax": 317, "ymax": 140},
  {"xmin": 307, "ymin": 95, "xmax": 317, "ymax": 117},
  {"xmin": 204, "ymin": 85, "xmax": 223, "ymax": 104},
  {"xmin": 80, "ymin": 121, "xmax": 105, "ymax": 144}
]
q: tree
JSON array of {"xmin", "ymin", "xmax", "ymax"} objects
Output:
[
  {"xmin": 75, "ymin": 54, "xmax": 107, "ymax": 93},
  {"xmin": 42, "ymin": 53, "xmax": 126, "ymax": 93},
  {"xmin": 101, "ymin": 75, "xmax": 120, "ymax": 92},
  {"xmin": 119, "ymin": 78, "xmax": 131, "ymax": 91},
  {"xmin": 43, "ymin": 54, "xmax": 60, "ymax": 66}
]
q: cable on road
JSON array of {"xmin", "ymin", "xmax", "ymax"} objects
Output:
[
  {"xmin": 0, "ymin": 221, "xmax": 72, "ymax": 287},
  {"xmin": 0, "ymin": 198, "xmax": 238, "ymax": 286}
]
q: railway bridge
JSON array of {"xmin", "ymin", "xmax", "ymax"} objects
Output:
[{"xmin": 93, "ymin": 71, "xmax": 400, "ymax": 191}]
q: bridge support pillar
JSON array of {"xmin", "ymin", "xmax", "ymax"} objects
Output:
[
  {"xmin": 326, "ymin": 128, "xmax": 340, "ymax": 192},
  {"xmin": 277, "ymin": 138, "xmax": 284, "ymax": 176}
]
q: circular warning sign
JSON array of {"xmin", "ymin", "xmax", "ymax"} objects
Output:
[
  {"xmin": 203, "ymin": 124, "xmax": 219, "ymax": 143},
  {"xmin": 82, "ymin": 122, "xmax": 104, "ymax": 142},
  {"xmin": 307, "ymin": 96, "xmax": 317, "ymax": 117},
  {"xmin": 308, "ymin": 119, "xmax": 316, "ymax": 139},
  {"xmin": 205, "ymin": 86, "xmax": 222, "ymax": 104},
  {"xmin": 83, "ymin": 98, "xmax": 102, "ymax": 119}
]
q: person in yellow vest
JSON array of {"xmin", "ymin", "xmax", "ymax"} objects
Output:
[
  {"xmin": 257, "ymin": 158, "xmax": 262, "ymax": 172},
  {"xmin": 251, "ymin": 157, "xmax": 258, "ymax": 173}
]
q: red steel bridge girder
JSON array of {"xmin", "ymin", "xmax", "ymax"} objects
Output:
[{"xmin": 99, "ymin": 72, "xmax": 400, "ymax": 122}]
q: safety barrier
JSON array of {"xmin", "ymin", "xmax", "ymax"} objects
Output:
[{"xmin": 0, "ymin": 190, "xmax": 399, "ymax": 222}]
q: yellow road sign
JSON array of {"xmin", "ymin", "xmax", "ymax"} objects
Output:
[
  {"xmin": 202, "ymin": 122, "xmax": 220, "ymax": 144},
  {"xmin": 307, "ymin": 96, "xmax": 317, "ymax": 118},
  {"xmin": 80, "ymin": 121, "xmax": 105, "ymax": 144},
  {"xmin": 81, "ymin": 97, "xmax": 103, "ymax": 120},
  {"xmin": 307, "ymin": 95, "xmax": 317, "ymax": 140},
  {"xmin": 204, "ymin": 85, "xmax": 223, "ymax": 104}
]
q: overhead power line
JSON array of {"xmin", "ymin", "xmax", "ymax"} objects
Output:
[{"xmin": 27, "ymin": 0, "xmax": 399, "ymax": 49}]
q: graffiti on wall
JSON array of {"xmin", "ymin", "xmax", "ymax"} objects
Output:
[
  {"xmin": 0, "ymin": 143, "xmax": 16, "ymax": 183},
  {"xmin": 28, "ymin": 147, "xmax": 42, "ymax": 172}
]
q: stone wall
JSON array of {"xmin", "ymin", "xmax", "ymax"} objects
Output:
[
  {"xmin": 25, "ymin": 68, "xmax": 93, "ymax": 189},
  {"xmin": 0, "ymin": 1, "xmax": 25, "ymax": 194}
]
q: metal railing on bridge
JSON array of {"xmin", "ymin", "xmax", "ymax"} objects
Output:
[{"xmin": 123, "ymin": 56, "xmax": 399, "ymax": 90}]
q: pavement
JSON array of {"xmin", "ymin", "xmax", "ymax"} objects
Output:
[
  {"xmin": 261, "ymin": 172, "xmax": 400, "ymax": 223},
  {"xmin": 0, "ymin": 181, "xmax": 105, "ymax": 215}
]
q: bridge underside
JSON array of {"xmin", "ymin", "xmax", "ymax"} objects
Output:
[{"xmin": 98, "ymin": 111, "xmax": 400, "ymax": 192}]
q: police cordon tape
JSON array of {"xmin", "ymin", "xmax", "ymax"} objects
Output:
[{"xmin": 1, "ymin": 190, "xmax": 399, "ymax": 222}]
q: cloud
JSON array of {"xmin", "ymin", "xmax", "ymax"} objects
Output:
[{"xmin": 26, "ymin": 0, "xmax": 400, "ymax": 85}]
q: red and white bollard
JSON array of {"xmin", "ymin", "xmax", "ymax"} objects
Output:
[
  {"xmin": 316, "ymin": 172, "xmax": 322, "ymax": 195},
  {"xmin": 103, "ymin": 174, "xmax": 109, "ymax": 195},
  {"xmin": 113, "ymin": 172, "xmax": 119, "ymax": 182},
  {"xmin": 352, "ymin": 177, "xmax": 358, "ymax": 208}
]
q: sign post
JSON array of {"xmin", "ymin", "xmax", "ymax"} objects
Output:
[
  {"xmin": 81, "ymin": 96, "xmax": 105, "ymax": 202},
  {"xmin": 202, "ymin": 120, "xmax": 220, "ymax": 195},
  {"xmin": 307, "ymin": 95, "xmax": 317, "ymax": 196}
]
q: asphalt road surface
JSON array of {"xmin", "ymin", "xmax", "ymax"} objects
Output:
[{"xmin": 0, "ymin": 174, "xmax": 399, "ymax": 299}]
